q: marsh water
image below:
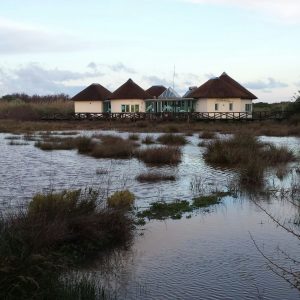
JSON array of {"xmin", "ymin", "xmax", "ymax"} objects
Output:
[{"xmin": 1, "ymin": 131, "xmax": 300, "ymax": 299}]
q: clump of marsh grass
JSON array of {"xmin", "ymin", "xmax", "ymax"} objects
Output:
[
  {"xmin": 157, "ymin": 133, "xmax": 187, "ymax": 146},
  {"xmin": 128, "ymin": 133, "xmax": 139, "ymax": 141},
  {"xmin": 203, "ymin": 133, "xmax": 296, "ymax": 186},
  {"xmin": 35, "ymin": 136, "xmax": 79, "ymax": 150},
  {"xmin": 0, "ymin": 189, "xmax": 134, "ymax": 299},
  {"xmin": 7, "ymin": 140, "xmax": 29, "ymax": 146},
  {"xmin": 4, "ymin": 135, "xmax": 22, "ymax": 140},
  {"xmin": 91, "ymin": 135, "xmax": 138, "ymax": 159},
  {"xmin": 135, "ymin": 146, "xmax": 182, "ymax": 165},
  {"xmin": 136, "ymin": 172, "xmax": 176, "ymax": 182},
  {"xmin": 141, "ymin": 135, "xmax": 155, "ymax": 145},
  {"xmin": 199, "ymin": 131, "xmax": 216, "ymax": 139},
  {"xmin": 107, "ymin": 190, "xmax": 135, "ymax": 209}
]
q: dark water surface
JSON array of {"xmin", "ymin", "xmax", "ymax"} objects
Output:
[{"xmin": 1, "ymin": 131, "xmax": 300, "ymax": 299}]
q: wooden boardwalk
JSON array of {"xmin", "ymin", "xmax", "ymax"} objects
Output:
[{"xmin": 41, "ymin": 111, "xmax": 290, "ymax": 121}]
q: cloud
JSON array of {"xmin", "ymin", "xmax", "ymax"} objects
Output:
[
  {"xmin": 0, "ymin": 64, "xmax": 103, "ymax": 96},
  {"xmin": 87, "ymin": 62, "xmax": 136, "ymax": 74},
  {"xmin": 243, "ymin": 78, "xmax": 288, "ymax": 91},
  {"xmin": 182, "ymin": 0, "xmax": 300, "ymax": 21},
  {"xmin": 142, "ymin": 75, "xmax": 172, "ymax": 88},
  {"xmin": 0, "ymin": 17, "xmax": 94, "ymax": 54}
]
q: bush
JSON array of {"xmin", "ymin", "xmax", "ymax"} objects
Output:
[
  {"xmin": 128, "ymin": 133, "xmax": 139, "ymax": 141},
  {"xmin": 157, "ymin": 133, "xmax": 187, "ymax": 145},
  {"xmin": 135, "ymin": 146, "xmax": 182, "ymax": 165},
  {"xmin": 107, "ymin": 190, "xmax": 135, "ymax": 209},
  {"xmin": 0, "ymin": 189, "xmax": 134, "ymax": 299}
]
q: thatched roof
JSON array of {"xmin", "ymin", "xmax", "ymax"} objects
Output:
[
  {"xmin": 109, "ymin": 79, "xmax": 152, "ymax": 100},
  {"xmin": 219, "ymin": 72, "xmax": 257, "ymax": 99},
  {"xmin": 188, "ymin": 73, "xmax": 257, "ymax": 99},
  {"xmin": 72, "ymin": 84, "xmax": 111, "ymax": 101},
  {"xmin": 146, "ymin": 85, "xmax": 167, "ymax": 98}
]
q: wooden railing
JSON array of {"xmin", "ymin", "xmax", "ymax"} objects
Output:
[{"xmin": 41, "ymin": 111, "xmax": 291, "ymax": 121}]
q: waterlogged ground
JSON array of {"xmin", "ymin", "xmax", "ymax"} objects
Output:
[{"xmin": 0, "ymin": 131, "xmax": 300, "ymax": 299}]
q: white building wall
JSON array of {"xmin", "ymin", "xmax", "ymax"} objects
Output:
[
  {"xmin": 74, "ymin": 101, "xmax": 103, "ymax": 113},
  {"xmin": 195, "ymin": 98, "xmax": 253, "ymax": 112},
  {"xmin": 110, "ymin": 99, "xmax": 145, "ymax": 113}
]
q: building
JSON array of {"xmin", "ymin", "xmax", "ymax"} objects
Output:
[
  {"xmin": 108, "ymin": 79, "xmax": 152, "ymax": 113},
  {"xmin": 187, "ymin": 72, "xmax": 257, "ymax": 113},
  {"xmin": 72, "ymin": 73, "xmax": 257, "ymax": 114},
  {"xmin": 72, "ymin": 83, "xmax": 111, "ymax": 113}
]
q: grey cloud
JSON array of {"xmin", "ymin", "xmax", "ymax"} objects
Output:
[
  {"xmin": 244, "ymin": 78, "xmax": 288, "ymax": 90},
  {"xmin": 0, "ymin": 64, "xmax": 102, "ymax": 96},
  {"xmin": 108, "ymin": 63, "xmax": 136, "ymax": 74},
  {"xmin": 142, "ymin": 75, "xmax": 172, "ymax": 88},
  {"xmin": 87, "ymin": 62, "xmax": 136, "ymax": 74}
]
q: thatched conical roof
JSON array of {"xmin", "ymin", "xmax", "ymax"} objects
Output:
[
  {"xmin": 188, "ymin": 73, "xmax": 257, "ymax": 99},
  {"xmin": 146, "ymin": 85, "xmax": 167, "ymax": 98},
  {"xmin": 109, "ymin": 79, "xmax": 152, "ymax": 99},
  {"xmin": 72, "ymin": 83, "xmax": 111, "ymax": 101}
]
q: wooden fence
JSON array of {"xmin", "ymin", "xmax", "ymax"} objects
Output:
[{"xmin": 41, "ymin": 111, "xmax": 291, "ymax": 121}]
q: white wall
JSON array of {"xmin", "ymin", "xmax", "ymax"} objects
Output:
[
  {"xmin": 195, "ymin": 98, "xmax": 253, "ymax": 112},
  {"xmin": 110, "ymin": 99, "xmax": 145, "ymax": 113},
  {"xmin": 74, "ymin": 101, "xmax": 103, "ymax": 113}
]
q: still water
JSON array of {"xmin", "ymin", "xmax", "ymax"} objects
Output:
[{"xmin": 0, "ymin": 131, "xmax": 299, "ymax": 299}]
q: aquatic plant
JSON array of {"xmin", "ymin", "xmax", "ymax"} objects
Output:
[{"xmin": 199, "ymin": 131, "xmax": 216, "ymax": 139}]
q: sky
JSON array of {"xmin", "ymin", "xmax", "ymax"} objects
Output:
[{"xmin": 0, "ymin": 0, "xmax": 300, "ymax": 102}]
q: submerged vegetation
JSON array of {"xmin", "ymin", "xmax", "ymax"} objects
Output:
[
  {"xmin": 137, "ymin": 192, "xmax": 229, "ymax": 221},
  {"xmin": 0, "ymin": 189, "xmax": 134, "ymax": 300}
]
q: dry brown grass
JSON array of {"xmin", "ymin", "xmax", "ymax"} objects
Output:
[
  {"xmin": 0, "ymin": 118, "xmax": 300, "ymax": 137},
  {"xmin": 0, "ymin": 100, "xmax": 73, "ymax": 121},
  {"xmin": 203, "ymin": 133, "xmax": 296, "ymax": 186},
  {"xmin": 136, "ymin": 172, "xmax": 176, "ymax": 182},
  {"xmin": 135, "ymin": 146, "xmax": 182, "ymax": 165},
  {"xmin": 157, "ymin": 133, "xmax": 188, "ymax": 145}
]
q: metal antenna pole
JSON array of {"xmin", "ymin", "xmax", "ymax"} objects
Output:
[{"xmin": 173, "ymin": 64, "xmax": 175, "ymax": 90}]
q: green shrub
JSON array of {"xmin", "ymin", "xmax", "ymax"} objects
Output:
[{"xmin": 107, "ymin": 190, "xmax": 135, "ymax": 209}]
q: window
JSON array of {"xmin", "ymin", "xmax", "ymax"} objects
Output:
[
  {"xmin": 245, "ymin": 103, "xmax": 252, "ymax": 112},
  {"xmin": 229, "ymin": 103, "xmax": 233, "ymax": 111},
  {"xmin": 121, "ymin": 104, "xmax": 130, "ymax": 112},
  {"xmin": 135, "ymin": 104, "xmax": 139, "ymax": 112},
  {"xmin": 131, "ymin": 105, "xmax": 135, "ymax": 112},
  {"xmin": 215, "ymin": 103, "xmax": 219, "ymax": 111}
]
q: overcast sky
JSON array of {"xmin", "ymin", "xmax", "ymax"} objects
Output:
[{"xmin": 0, "ymin": 0, "xmax": 299, "ymax": 102}]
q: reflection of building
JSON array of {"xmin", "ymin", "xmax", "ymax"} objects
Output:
[{"xmin": 72, "ymin": 73, "xmax": 257, "ymax": 114}]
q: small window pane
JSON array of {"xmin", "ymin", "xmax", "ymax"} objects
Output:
[
  {"xmin": 229, "ymin": 103, "xmax": 233, "ymax": 111},
  {"xmin": 135, "ymin": 104, "xmax": 139, "ymax": 112},
  {"xmin": 121, "ymin": 105, "xmax": 125, "ymax": 113},
  {"xmin": 215, "ymin": 103, "xmax": 218, "ymax": 111}
]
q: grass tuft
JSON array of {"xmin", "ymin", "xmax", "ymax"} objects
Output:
[
  {"xmin": 157, "ymin": 133, "xmax": 187, "ymax": 145},
  {"xmin": 136, "ymin": 172, "xmax": 176, "ymax": 182},
  {"xmin": 135, "ymin": 146, "xmax": 181, "ymax": 165}
]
